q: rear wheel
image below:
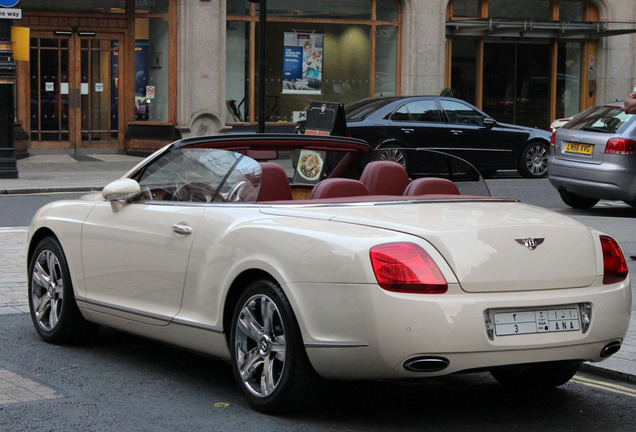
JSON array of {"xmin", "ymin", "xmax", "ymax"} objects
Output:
[
  {"xmin": 491, "ymin": 361, "xmax": 581, "ymax": 390},
  {"xmin": 373, "ymin": 144, "xmax": 408, "ymax": 171},
  {"xmin": 230, "ymin": 279, "xmax": 322, "ymax": 413},
  {"xmin": 28, "ymin": 236, "xmax": 97, "ymax": 344},
  {"xmin": 518, "ymin": 141, "xmax": 549, "ymax": 178},
  {"xmin": 558, "ymin": 188, "xmax": 599, "ymax": 209}
]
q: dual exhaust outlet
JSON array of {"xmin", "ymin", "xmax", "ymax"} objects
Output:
[{"xmin": 404, "ymin": 341, "xmax": 622, "ymax": 373}]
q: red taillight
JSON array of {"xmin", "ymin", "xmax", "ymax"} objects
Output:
[
  {"xmin": 600, "ymin": 235, "xmax": 628, "ymax": 285},
  {"xmin": 370, "ymin": 243, "xmax": 448, "ymax": 293},
  {"xmin": 605, "ymin": 138, "xmax": 636, "ymax": 155},
  {"xmin": 550, "ymin": 131, "xmax": 557, "ymax": 147}
]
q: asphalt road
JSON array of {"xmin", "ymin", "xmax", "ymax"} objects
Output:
[{"xmin": 1, "ymin": 314, "xmax": 636, "ymax": 432}]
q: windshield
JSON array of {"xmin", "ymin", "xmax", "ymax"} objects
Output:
[
  {"xmin": 565, "ymin": 105, "xmax": 634, "ymax": 134},
  {"xmin": 133, "ymin": 147, "xmax": 262, "ymax": 203}
]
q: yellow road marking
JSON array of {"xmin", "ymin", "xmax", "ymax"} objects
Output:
[{"xmin": 572, "ymin": 375, "xmax": 636, "ymax": 398}]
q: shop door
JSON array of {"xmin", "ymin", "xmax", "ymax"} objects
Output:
[
  {"xmin": 482, "ymin": 42, "xmax": 550, "ymax": 129},
  {"xmin": 30, "ymin": 32, "xmax": 123, "ymax": 153}
]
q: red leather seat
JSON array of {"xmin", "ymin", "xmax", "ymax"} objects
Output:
[
  {"xmin": 257, "ymin": 162, "xmax": 293, "ymax": 201},
  {"xmin": 359, "ymin": 161, "xmax": 410, "ymax": 195},
  {"xmin": 403, "ymin": 177, "xmax": 460, "ymax": 196},
  {"xmin": 309, "ymin": 178, "xmax": 369, "ymax": 199}
]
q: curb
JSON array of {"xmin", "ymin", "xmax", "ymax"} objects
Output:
[{"xmin": 580, "ymin": 363, "xmax": 636, "ymax": 384}]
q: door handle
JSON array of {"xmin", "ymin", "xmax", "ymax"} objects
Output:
[
  {"xmin": 450, "ymin": 129, "xmax": 463, "ymax": 135},
  {"xmin": 172, "ymin": 224, "xmax": 193, "ymax": 236},
  {"xmin": 401, "ymin": 128, "xmax": 415, "ymax": 134}
]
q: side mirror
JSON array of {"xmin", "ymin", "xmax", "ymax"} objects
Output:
[
  {"xmin": 483, "ymin": 117, "xmax": 496, "ymax": 128},
  {"xmin": 102, "ymin": 178, "xmax": 141, "ymax": 202}
]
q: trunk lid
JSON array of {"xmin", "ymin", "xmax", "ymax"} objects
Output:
[{"xmin": 262, "ymin": 200, "xmax": 598, "ymax": 293}]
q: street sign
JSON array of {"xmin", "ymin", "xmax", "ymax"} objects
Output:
[
  {"xmin": 0, "ymin": 1, "xmax": 20, "ymax": 7},
  {"xmin": 0, "ymin": 8, "xmax": 21, "ymax": 19}
]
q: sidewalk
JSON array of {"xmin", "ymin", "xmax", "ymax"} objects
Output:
[
  {"xmin": 0, "ymin": 153, "xmax": 634, "ymax": 384},
  {"xmin": 0, "ymin": 153, "xmax": 145, "ymax": 195}
]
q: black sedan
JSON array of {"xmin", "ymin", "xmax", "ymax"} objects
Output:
[{"xmin": 344, "ymin": 96, "xmax": 552, "ymax": 178}]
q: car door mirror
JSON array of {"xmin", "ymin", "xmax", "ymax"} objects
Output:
[
  {"xmin": 483, "ymin": 117, "xmax": 496, "ymax": 128},
  {"xmin": 102, "ymin": 178, "xmax": 141, "ymax": 202}
]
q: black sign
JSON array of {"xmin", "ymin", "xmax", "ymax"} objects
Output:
[{"xmin": 304, "ymin": 101, "xmax": 346, "ymax": 136}]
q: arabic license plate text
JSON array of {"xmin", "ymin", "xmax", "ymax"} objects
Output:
[{"xmin": 494, "ymin": 308, "xmax": 580, "ymax": 336}]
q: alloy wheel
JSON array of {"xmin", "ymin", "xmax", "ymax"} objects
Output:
[
  {"xmin": 31, "ymin": 249, "xmax": 65, "ymax": 332},
  {"xmin": 234, "ymin": 294, "xmax": 287, "ymax": 398}
]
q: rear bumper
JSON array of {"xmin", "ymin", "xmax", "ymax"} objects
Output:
[
  {"xmin": 290, "ymin": 278, "xmax": 632, "ymax": 380},
  {"xmin": 548, "ymin": 157, "xmax": 636, "ymax": 201}
]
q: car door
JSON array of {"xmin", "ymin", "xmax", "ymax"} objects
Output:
[
  {"xmin": 80, "ymin": 146, "xmax": 239, "ymax": 324},
  {"xmin": 438, "ymin": 99, "xmax": 522, "ymax": 170},
  {"xmin": 81, "ymin": 202, "xmax": 204, "ymax": 324},
  {"xmin": 387, "ymin": 98, "xmax": 449, "ymax": 150}
]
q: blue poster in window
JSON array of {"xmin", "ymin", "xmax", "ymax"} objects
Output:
[
  {"xmin": 282, "ymin": 32, "xmax": 323, "ymax": 95},
  {"xmin": 135, "ymin": 40, "xmax": 149, "ymax": 120},
  {"xmin": 283, "ymin": 46, "xmax": 302, "ymax": 82}
]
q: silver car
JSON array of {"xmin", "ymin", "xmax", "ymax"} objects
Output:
[{"xmin": 549, "ymin": 102, "xmax": 636, "ymax": 209}]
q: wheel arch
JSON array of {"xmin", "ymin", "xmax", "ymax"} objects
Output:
[
  {"xmin": 27, "ymin": 227, "xmax": 58, "ymax": 268},
  {"xmin": 222, "ymin": 268, "xmax": 280, "ymax": 345}
]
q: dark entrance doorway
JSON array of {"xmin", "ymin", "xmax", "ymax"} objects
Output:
[{"xmin": 483, "ymin": 42, "xmax": 550, "ymax": 129}]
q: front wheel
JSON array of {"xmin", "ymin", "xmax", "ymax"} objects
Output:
[
  {"xmin": 558, "ymin": 189, "xmax": 599, "ymax": 209},
  {"xmin": 518, "ymin": 141, "xmax": 549, "ymax": 178},
  {"xmin": 491, "ymin": 361, "xmax": 581, "ymax": 390},
  {"xmin": 230, "ymin": 279, "xmax": 322, "ymax": 413},
  {"xmin": 28, "ymin": 236, "xmax": 97, "ymax": 344}
]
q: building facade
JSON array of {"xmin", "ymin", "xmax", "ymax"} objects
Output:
[{"xmin": 11, "ymin": 0, "xmax": 636, "ymax": 156}]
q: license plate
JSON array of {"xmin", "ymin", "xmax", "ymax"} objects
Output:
[
  {"xmin": 494, "ymin": 308, "xmax": 580, "ymax": 336},
  {"xmin": 565, "ymin": 142, "xmax": 594, "ymax": 155}
]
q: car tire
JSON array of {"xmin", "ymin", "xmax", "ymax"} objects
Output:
[
  {"xmin": 230, "ymin": 279, "xmax": 323, "ymax": 413},
  {"xmin": 373, "ymin": 144, "xmax": 408, "ymax": 171},
  {"xmin": 518, "ymin": 141, "xmax": 549, "ymax": 178},
  {"xmin": 558, "ymin": 189, "xmax": 600, "ymax": 209},
  {"xmin": 28, "ymin": 236, "xmax": 97, "ymax": 344},
  {"xmin": 491, "ymin": 361, "xmax": 581, "ymax": 390}
]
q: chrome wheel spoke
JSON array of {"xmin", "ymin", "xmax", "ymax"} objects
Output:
[
  {"xmin": 32, "ymin": 261, "xmax": 51, "ymax": 289},
  {"xmin": 238, "ymin": 347, "xmax": 264, "ymax": 381},
  {"xmin": 238, "ymin": 307, "xmax": 264, "ymax": 342},
  {"xmin": 271, "ymin": 335, "xmax": 286, "ymax": 362},
  {"xmin": 260, "ymin": 356, "xmax": 276, "ymax": 396},
  {"xmin": 261, "ymin": 297, "xmax": 276, "ymax": 335},
  {"xmin": 49, "ymin": 297, "xmax": 61, "ymax": 329}
]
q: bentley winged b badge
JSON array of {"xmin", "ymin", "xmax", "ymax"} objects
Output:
[{"xmin": 515, "ymin": 238, "xmax": 545, "ymax": 250}]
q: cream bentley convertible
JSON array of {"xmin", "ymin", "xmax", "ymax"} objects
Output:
[{"xmin": 27, "ymin": 134, "xmax": 631, "ymax": 413}]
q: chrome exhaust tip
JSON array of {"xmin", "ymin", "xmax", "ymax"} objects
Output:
[
  {"xmin": 600, "ymin": 341, "xmax": 621, "ymax": 358},
  {"xmin": 403, "ymin": 356, "xmax": 450, "ymax": 373}
]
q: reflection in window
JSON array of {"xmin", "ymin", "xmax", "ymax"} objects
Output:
[
  {"xmin": 451, "ymin": 0, "xmax": 480, "ymax": 18},
  {"xmin": 439, "ymin": 99, "xmax": 485, "ymax": 126},
  {"xmin": 135, "ymin": 18, "xmax": 169, "ymax": 122},
  {"xmin": 135, "ymin": 0, "xmax": 169, "ymax": 14},
  {"xmin": 375, "ymin": 27, "xmax": 397, "ymax": 97},
  {"xmin": 225, "ymin": 0, "xmax": 399, "ymax": 124},
  {"xmin": 450, "ymin": 39, "xmax": 477, "ymax": 105},
  {"xmin": 560, "ymin": 1, "xmax": 584, "ymax": 21},
  {"xmin": 557, "ymin": 42, "xmax": 581, "ymax": 119},
  {"xmin": 488, "ymin": 0, "xmax": 550, "ymax": 20}
]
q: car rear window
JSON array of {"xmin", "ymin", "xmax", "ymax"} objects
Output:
[
  {"xmin": 565, "ymin": 105, "xmax": 633, "ymax": 134},
  {"xmin": 345, "ymin": 99, "xmax": 395, "ymax": 121}
]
